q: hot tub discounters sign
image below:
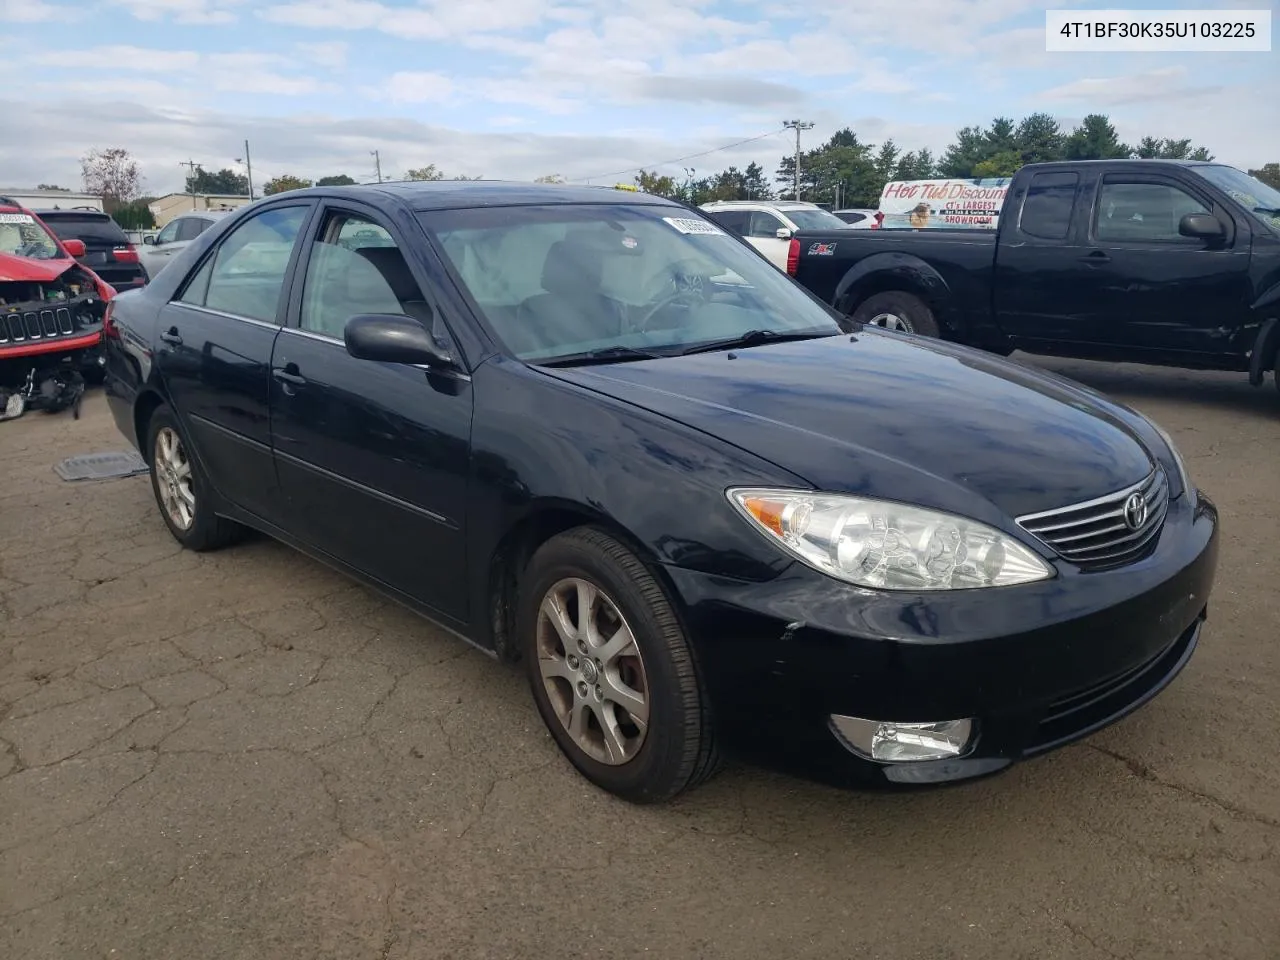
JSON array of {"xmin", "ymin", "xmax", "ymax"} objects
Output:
[{"xmin": 877, "ymin": 177, "xmax": 1012, "ymax": 230}]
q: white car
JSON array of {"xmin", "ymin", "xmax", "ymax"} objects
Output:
[
  {"xmin": 700, "ymin": 200, "xmax": 853, "ymax": 270},
  {"xmin": 139, "ymin": 211, "xmax": 231, "ymax": 279},
  {"xmin": 833, "ymin": 208, "xmax": 880, "ymax": 228}
]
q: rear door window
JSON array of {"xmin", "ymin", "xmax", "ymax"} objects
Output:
[
  {"xmin": 176, "ymin": 218, "xmax": 208, "ymax": 242},
  {"xmin": 1019, "ymin": 172, "xmax": 1079, "ymax": 240},
  {"xmin": 38, "ymin": 214, "xmax": 127, "ymax": 245}
]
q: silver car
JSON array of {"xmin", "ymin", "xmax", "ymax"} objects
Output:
[{"xmin": 139, "ymin": 211, "xmax": 231, "ymax": 279}]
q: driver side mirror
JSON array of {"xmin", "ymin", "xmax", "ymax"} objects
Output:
[
  {"xmin": 62, "ymin": 239, "xmax": 86, "ymax": 257},
  {"xmin": 143, "ymin": 235, "xmax": 156, "ymax": 245},
  {"xmin": 1179, "ymin": 213, "xmax": 1224, "ymax": 240},
  {"xmin": 775, "ymin": 227, "xmax": 792, "ymax": 240},
  {"xmin": 344, "ymin": 313, "xmax": 457, "ymax": 371}
]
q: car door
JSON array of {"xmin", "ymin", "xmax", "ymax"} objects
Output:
[
  {"xmin": 744, "ymin": 211, "xmax": 791, "ymax": 270},
  {"xmin": 269, "ymin": 201, "xmax": 473, "ymax": 624},
  {"xmin": 1074, "ymin": 174, "xmax": 1250, "ymax": 356},
  {"xmin": 155, "ymin": 201, "xmax": 315, "ymax": 521},
  {"xmin": 139, "ymin": 217, "xmax": 182, "ymax": 276}
]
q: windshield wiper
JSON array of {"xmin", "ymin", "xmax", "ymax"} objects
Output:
[
  {"xmin": 678, "ymin": 329, "xmax": 830, "ymax": 356},
  {"xmin": 536, "ymin": 345, "xmax": 666, "ymax": 368}
]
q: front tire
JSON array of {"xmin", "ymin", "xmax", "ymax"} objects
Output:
[
  {"xmin": 852, "ymin": 291, "xmax": 940, "ymax": 337},
  {"xmin": 518, "ymin": 527, "xmax": 720, "ymax": 803},
  {"xmin": 146, "ymin": 404, "xmax": 245, "ymax": 551}
]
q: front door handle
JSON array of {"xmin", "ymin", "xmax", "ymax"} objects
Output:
[
  {"xmin": 272, "ymin": 366, "xmax": 306, "ymax": 386},
  {"xmin": 1078, "ymin": 250, "xmax": 1111, "ymax": 264},
  {"xmin": 160, "ymin": 328, "xmax": 182, "ymax": 346}
]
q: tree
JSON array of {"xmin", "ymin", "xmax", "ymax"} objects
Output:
[
  {"xmin": 634, "ymin": 169, "xmax": 679, "ymax": 197},
  {"xmin": 80, "ymin": 147, "xmax": 142, "ymax": 212},
  {"xmin": 186, "ymin": 167, "xmax": 250, "ymax": 195},
  {"xmin": 317, "ymin": 174, "xmax": 357, "ymax": 186},
  {"xmin": 535, "ymin": 174, "xmax": 567, "ymax": 183},
  {"xmin": 37, "ymin": 183, "xmax": 70, "ymax": 191},
  {"xmin": 938, "ymin": 125, "xmax": 989, "ymax": 177},
  {"xmin": 972, "ymin": 151, "xmax": 1022, "ymax": 178},
  {"xmin": 1134, "ymin": 136, "xmax": 1213, "ymax": 161},
  {"xmin": 113, "ymin": 201, "xmax": 155, "ymax": 230},
  {"xmin": 1014, "ymin": 113, "xmax": 1064, "ymax": 166},
  {"xmin": 1063, "ymin": 114, "xmax": 1131, "ymax": 161},
  {"xmin": 404, "ymin": 165, "xmax": 445, "ymax": 181},
  {"xmin": 262, "ymin": 174, "xmax": 313, "ymax": 195},
  {"xmin": 1249, "ymin": 164, "xmax": 1280, "ymax": 190}
]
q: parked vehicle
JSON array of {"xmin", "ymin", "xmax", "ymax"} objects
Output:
[
  {"xmin": 701, "ymin": 200, "xmax": 852, "ymax": 270},
  {"xmin": 35, "ymin": 208, "xmax": 148, "ymax": 289},
  {"xmin": 786, "ymin": 160, "xmax": 1280, "ymax": 388},
  {"xmin": 1, "ymin": 198, "xmax": 114, "ymax": 416},
  {"xmin": 833, "ymin": 208, "xmax": 879, "ymax": 227},
  {"xmin": 138, "ymin": 210, "xmax": 231, "ymax": 279},
  {"xmin": 104, "ymin": 182, "xmax": 1218, "ymax": 802}
]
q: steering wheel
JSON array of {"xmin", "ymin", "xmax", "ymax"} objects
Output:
[{"xmin": 632, "ymin": 259, "xmax": 714, "ymax": 333}]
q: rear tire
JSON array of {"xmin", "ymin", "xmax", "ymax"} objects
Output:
[
  {"xmin": 852, "ymin": 291, "xmax": 940, "ymax": 338},
  {"xmin": 518, "ymin": 527, "xmax": 720, "ymax": 803},
  {"xmin": 146, "ymin": 404, "xmax": 245, "ymax": 552}
]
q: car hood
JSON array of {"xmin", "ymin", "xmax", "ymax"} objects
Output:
[
  {"xmin": 542, "ymin": 331, "xmax": 1156, "ymax": 522},
  {"xmin": 0, "ymin": 252, "xmax": 75, "ymax": 283}
]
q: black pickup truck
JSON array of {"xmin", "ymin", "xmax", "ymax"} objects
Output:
[{"xmin": 787, "ymin": 160, "xmax": 1280, "ymax": 388}]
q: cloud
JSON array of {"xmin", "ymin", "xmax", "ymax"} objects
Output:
[
  {"xmin": 1040, "ymin": 67, "xmax": 1225, "ymax": 107},
  {"xmin": 109, "ymin": 0, "xmax": 245, "ymax": 25},
  {"xmin": 0, "ymin": 0, "xmax": 70, "ymax": 22},
  {"xmin": 626, "ymin": 75, "xmax": 804, "ymax": 108},
  {"xmin": 384, "ymin": 71, "xmax": 456, "ymax": 104},
  {"xmin": 295, "ymin": 41, "xmax": 349, "ymax": 69}
]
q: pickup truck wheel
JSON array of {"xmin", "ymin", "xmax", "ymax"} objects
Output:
[{"xmin": 852, "ymin": 292, "xmax": 940, "ymax": 338}]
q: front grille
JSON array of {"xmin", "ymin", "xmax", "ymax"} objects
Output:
[
  {"xmin": 1, "ymin": 307, "xmax": 83, "ymax": 345},
  {"xmin": 1017, "ymin": 467, "xmax": 1169, "ymax": 571}
]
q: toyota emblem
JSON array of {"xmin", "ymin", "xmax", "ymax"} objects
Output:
[{"xmin": 1122, "ymin": 491, "xmax": 1149, "ymax": 530}]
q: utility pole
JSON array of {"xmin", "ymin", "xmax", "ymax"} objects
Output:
[
  {"xmin": 235, "ymin": 140, "xmax": 254, "ymax": 200},
  {"xmin": 179, "ymin": 160, "xmax": 201, "ymax": 209},
  {"xmin": 371, "ymin": 150, "xmax": 383, "ymax": 183},
  {"xmin": 783, "ymin": 120, "xmax": 813, "ymax": 201}
]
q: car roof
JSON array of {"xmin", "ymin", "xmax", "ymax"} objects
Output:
[
  {"xmin": 703, "ymin": 200, "xmax": 816, "ymax": 209},
  {"xmin": 271, "ymin": 181, "xmax": 682, "ymax": 213},
  {"xmin": 31, "ymin": 208, "xmax": 111, "ymax": 218}
]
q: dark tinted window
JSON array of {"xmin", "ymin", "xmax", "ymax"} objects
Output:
[
  {"xmin": 35, "ymin": 212, "xmax": 128, "ymax": 243},
  {"xmin": 176, "ymin": 218, "xmax": 208, "ymax": 242},
  {"xmin": 1019, "ymin": 172, "xmax": 1078, "ymax": 240},
  {"xmin": 705, "ymin": 210, "xmax": 748, "ymax": 235},
  {"xmin": 1095, "ymin": 181, "xmax": 1210, "ymax": 242},
  {"xmin": 181, "ymin": 205, "xmax": 308, "ymax": 323},
  {"xmin": 837, "ymin": 212, "xmax": 867, "ymax": 224}
]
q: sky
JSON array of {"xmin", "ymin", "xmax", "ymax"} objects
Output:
[{"xmin": 1, "ymin": 0, "xmax": 1275, "ymax": 197}]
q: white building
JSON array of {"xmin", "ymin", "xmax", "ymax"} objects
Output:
[{"xmin": 0, "ymin": 188, "xmax": 104, "ymax": 211}]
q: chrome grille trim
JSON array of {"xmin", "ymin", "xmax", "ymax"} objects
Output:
[
  {"xmin": 1017, "ymin": 467, "xmax": 1169, "ymax": 571},
  {"xmin": 40, "ymin": 310, "xmax": 57, "ymax": 336}
]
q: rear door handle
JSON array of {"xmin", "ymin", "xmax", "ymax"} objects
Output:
[
  {"xmin": 1078, "ymin": 251, "xmax": 1111, "ymax": 264},
  {"xmin": 272, "ymin": 366, "xmax": 306, "ymax": 386},
  {"xmin": 160, "ymin": 328, "xmax": 182, "ymax": 346}
]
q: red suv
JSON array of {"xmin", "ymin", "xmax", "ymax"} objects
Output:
[{"xmin": 1, "ymin": 197, "xmax": 116, "ymax": 416}]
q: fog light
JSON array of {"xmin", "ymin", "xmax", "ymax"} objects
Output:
[{"xmin": 830, "ymin": 715, "xmax": 973, "ymax": 762}]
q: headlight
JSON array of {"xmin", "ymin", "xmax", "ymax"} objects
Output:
[
  {"xmin": 727, "ymin": 488, "xmax": 1053, "ymax": 590},
  {"xmin": 1148, "ymin": 419, "xmax": 1192, "ymax": 498}
]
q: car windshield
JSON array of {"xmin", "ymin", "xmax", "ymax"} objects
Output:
[
  {"xmin": 785, "ymin": 208, "xmax": 854, "ymax": 230},
  {"xmin": 421, "ymin": 203, "xmax": 843, "ymax": 362},
  {"xmin": 1192, "ymin": 165, "xmax": 1280, "ymax": 234},
  {"xmin": 0, "ymin": 211, "xmax": 64, "ymax": 260}
]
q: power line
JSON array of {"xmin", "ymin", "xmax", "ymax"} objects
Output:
[{"xmin": 571, "ymin": 128, "xmax": 786, "ymax": 184}]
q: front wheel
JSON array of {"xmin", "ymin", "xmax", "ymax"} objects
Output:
[
  {"xmin": 518, "ymin": 527, "xmax": 720, "ymax": 803},
  {"xmin": 851, "ymin": 291, "xmax": 940, "ymax": 338},
  {"xmin": 146, "ymin": 404, "xmax": 245, "ymax": 551}
]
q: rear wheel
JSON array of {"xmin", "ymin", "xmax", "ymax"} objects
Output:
[
  {"xmin": 518, "ymin": 527, "xmax": 720, "ymax": 803},
  {"xmin": 852, "ymin": 291, "xmax": 940, "ymax": 338},
  {"xmin": 146, "ymin": 405, "xmax": 245, "ymax": 551}
]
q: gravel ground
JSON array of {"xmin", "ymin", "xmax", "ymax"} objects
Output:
[{"xmin": 1, "ymin": 355, "xmax": 1278, "ymax": 960}]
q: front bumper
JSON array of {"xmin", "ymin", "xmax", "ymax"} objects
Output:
[{"xmin": 665, "ymin": 487, "xmax": 1219, "ymax": 787}]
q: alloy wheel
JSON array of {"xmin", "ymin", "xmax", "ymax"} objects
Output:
[
  {"xmin": 154, "ymin": 426, "xmax": 196, "ymax": 531},
  {"xmin": 535, "ymin": 577, "xmax": 650, "ymax": 765},
  {"xmin": 868, "ymin": 312, "xmax": 913, "ymax": 332}
]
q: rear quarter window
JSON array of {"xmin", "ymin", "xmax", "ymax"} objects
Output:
[{"xmin": 1018, "ymin": 172, "xmax": 1079, "ymax": 240}]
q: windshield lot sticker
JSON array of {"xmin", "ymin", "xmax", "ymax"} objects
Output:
[
  {"xmin": 663, "ymin": 217, "xmax": 725, "ymax": 236},
  {"xmin": 621, "ymin": 236, "xmax": 638, "ymax": 249},
  {"xmin": 0, "ymin": 213, "xmax": 35, "ymax": 224},
  {"xmin": 808, "ymin": 241, "xmax": 838, "ymax": 256}
]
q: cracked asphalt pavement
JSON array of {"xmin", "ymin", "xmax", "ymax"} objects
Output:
[{"xmin": 2, "ymin": 356, "xmax": 1278, "ymax": 960}]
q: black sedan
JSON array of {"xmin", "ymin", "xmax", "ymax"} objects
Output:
[{"xmin": 102, "ymin": 182, "xmax": 1219, "ymax": 803}]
